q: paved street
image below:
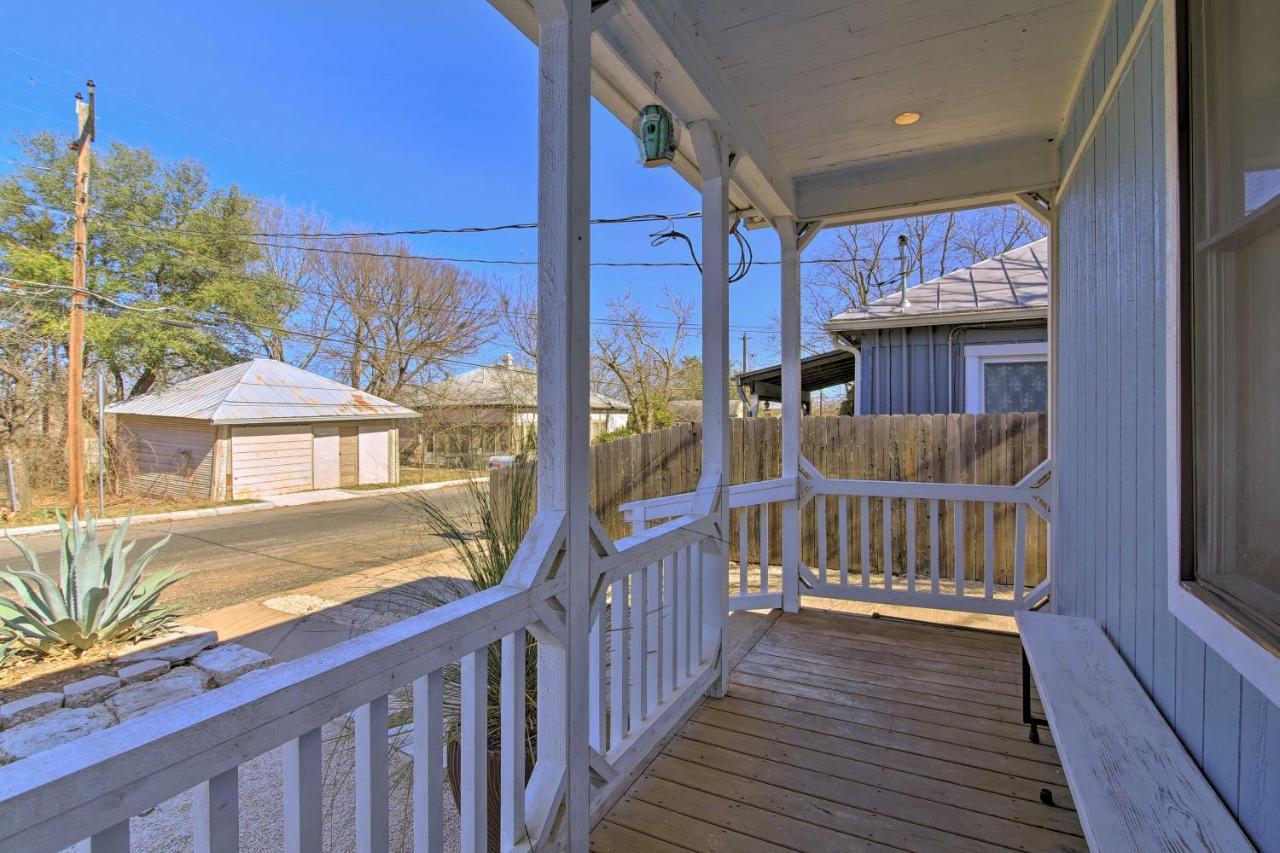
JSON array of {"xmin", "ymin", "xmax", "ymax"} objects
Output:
[{"xmin": 0, "ymin": 487, "xmax": 476, "ymax": 615}]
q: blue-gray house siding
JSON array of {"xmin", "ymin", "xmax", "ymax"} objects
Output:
[
  {"xmin": 1055, "ymin": 3, "xmax": 1280, "ymax": 847},
  {"xmin": 857, "ymin": 323, "xmax": 1046, "ymax": 415}
]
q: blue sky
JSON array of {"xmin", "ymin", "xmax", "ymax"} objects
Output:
[{"xmin": 0, "ymin": 1, "xmax": 788, "ymax": 372}]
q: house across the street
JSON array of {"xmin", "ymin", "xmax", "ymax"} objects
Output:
[
  {"xmin": 409, "ymin": 354, "xmax": 630, "ymax": 458},
  {"xmin": 106, "ymin": 359, "xmax": 417, "ymax": 499},
  {"xmin": 739, "ymin": 239, "xmax": 1049, "ymax": 416}
]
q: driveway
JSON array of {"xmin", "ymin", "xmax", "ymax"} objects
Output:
[{"xmin": 0, "ymin": 487, "xmax": 477, "ymax": 615}]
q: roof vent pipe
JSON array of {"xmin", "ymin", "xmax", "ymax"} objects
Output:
[{"xmin": 897, "ymin": 234, "xmax": 910, "ymax": 308}]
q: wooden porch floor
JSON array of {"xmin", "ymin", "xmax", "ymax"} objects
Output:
[{"xmin": 591, "ymin": 608, "xmax": 1086, "ymax": 852}]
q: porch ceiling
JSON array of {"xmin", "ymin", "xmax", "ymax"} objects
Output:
[{"xmin": 490, "ymin": 0, "xmax": 1109, "ymax": 224}]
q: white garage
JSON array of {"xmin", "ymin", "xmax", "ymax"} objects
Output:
[{"xmin": 108, "ymin": 360, "xmax": 416, "ymax": 500}]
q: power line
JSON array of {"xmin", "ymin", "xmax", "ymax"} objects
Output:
[{"xmin": 0, "ymin": 276, "xmax": 720, "ymax": 397}]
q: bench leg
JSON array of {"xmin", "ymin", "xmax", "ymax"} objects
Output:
[{"xmin": 1022, "ymin": 648, "xmax": 1049, "ymax": 744}]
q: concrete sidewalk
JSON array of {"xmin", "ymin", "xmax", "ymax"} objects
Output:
[{"xmin": 2, "ymin": 476, "xmax": 486, "ymax": 539}]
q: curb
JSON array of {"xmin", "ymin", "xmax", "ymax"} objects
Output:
[{"xmin": 1, "ymin": 476, "xmax": 487, "ymax": 540}]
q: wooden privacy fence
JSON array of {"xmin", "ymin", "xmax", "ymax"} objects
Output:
[{"xmin": 491, "ymin": 413, "xmax": 1048, "ymax": 586}]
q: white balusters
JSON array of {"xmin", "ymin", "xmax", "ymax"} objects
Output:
[
  {"xmin": 816, "ymin": 497, "xmax": 828, "ymax": 584},
  {"xmin": 629, "ymin": 572, "xmax": 648, "ymax": 725},
  {"xmin": 758, "ymin": 504, "xmax": 769, "ymax": 594},
  {"xmin": 501, "ymin": 633, "xmax": 527, "ymax": 850},
  {"xmin": 738, "ymin": 507, "xmax": 748, "ymax": 596},
  {"xmin": 460, "ymin": 650, "xmax": 487, "ymax": 853},
  {"xmin": 954, "ymin": 501, "xmax": 966, "ymax": 597},
  {"xmin": 194, "ymin": 767, "xmax": 238, "ymax": 853},
  {"xmin": 1014, "ymin": 504, "xmax": 1028, "ymax": 604},
  {"xmin": 859, "ymin": 497, "xmax": 871, "ymax": 587},
  {"xmin": 664, "ymin": 554, "xmax": 678, "ymax": 697},
  {"xmin": 838, "ymin": 496, "xmax": 849, "ymax": 584},
  {"xmin": 984, "ymin": 501, "xmax": 996, "ymax": 599},
  {"xmin": 355, "ymin": 697, "xmax": 388, "ymax": 853},
  {"xmin": 609, "ymin": 578, "xmax": 629, "ymax": 747},
  {"xmin": 929, "ymin": 499, "xmax": 940, "ymax": 594},
  {"xmin": 905, "ymin": 499, "xmax": 917, "ymax": 593},
  {"xmin": 283, "ymin": 729, "xmax": 322, "ymax": 853},
  {"xmin": 588, "ymin": 613, "xmax": 605, "ymax": 752},
  {"xmin": 882, "ymin": 498, "xmax": 893, "ymax": 589},
  {"xmin": 413, "ymin": 670, "xmax": 444, "ymax": 853}
]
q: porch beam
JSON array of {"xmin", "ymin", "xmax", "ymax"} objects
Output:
[
  {"xmin": 529, "ymin": 0, "xmax": 592, "ymax": 849},
  {"xmin": 777, "ymin": 215, "xmax": 801, "ymax": 614},
  {"xmin": 795, "ymin": 137, "xmax": 1057, "ymax": 225},
  {"xmin": 690, "ymin": 119, "xmax": 732, "ymax": 697},
  {"xmin": 618, "ymin": 0, "xmax": 797, "ymax": 221}
]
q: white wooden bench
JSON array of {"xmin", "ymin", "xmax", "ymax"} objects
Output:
[{"xmin": 1016, "ymin": 611, "xmax": 1254, "ymax": 852}]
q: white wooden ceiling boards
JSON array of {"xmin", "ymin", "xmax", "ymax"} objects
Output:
[{"xmin": 491, "ymin": 0, "xmax": 1109, "ymax": 223}]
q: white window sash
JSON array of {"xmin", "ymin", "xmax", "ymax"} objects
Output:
[{"xmin": 963, "ymin": 343, "xmax": 1048, "ymax": 413}]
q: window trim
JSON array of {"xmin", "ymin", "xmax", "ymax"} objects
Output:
[
  {"xmin": 962, "ymin": 342, "xmax": 1048, "ymax": 413},
  {"xmin": 1164, "ymin": 0, "xmax": 1280, "ymax": 708}
]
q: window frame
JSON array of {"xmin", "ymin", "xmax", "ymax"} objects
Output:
[
  {"xmin": 962, "ymin": 342, "xmax": 1048, "ymax": 413},
  {"xmin": 1166, "ymin": 0, "xmax": 1280, "ymax": 708}
]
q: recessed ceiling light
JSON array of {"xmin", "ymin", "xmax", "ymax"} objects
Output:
[{"xmin": 893, "ymin": 111, "xmax": 921, "ymax": 126}]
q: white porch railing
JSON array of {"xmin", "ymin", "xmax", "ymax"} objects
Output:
[
  {"xmin": 0, "ymin": 504, "xmax": 728, "ymax": 852},
  {"xmin": 622, "ymin": 459, "xmax": 1052, "ymax": 617}
]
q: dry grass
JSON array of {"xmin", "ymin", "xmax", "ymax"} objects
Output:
[{"xmin": 0, "ymin": 491, "xmax": 257, "ymax": 529}]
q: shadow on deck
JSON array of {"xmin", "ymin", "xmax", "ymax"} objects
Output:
[{"xmin": 592, "ymin": 608, "xmax": 1085, "ymax": 852}]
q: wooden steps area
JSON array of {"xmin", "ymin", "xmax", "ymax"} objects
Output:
[{"xmin": 592, "ymin": 608, "xmax": 1085, "ymax": 852}]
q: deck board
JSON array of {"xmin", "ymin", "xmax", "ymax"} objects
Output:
[{"xmin": 593, "ymin": 609, "xmax": 1085, "ymax": 852}]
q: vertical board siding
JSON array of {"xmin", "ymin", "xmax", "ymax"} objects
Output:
[
  {"xmin": 856, "ymin": 324, "xmax": 1048, "ymax": 415},
  {"xmin": 1055, "ymin": 12, "xmax": 1280, "ymax": 848}
]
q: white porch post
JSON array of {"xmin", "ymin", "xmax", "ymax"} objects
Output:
[
  {"xmin": 531, "ymin": 0, "xmax": 591, "ymax": 849},
  {"xmin": 777, "ymin": 216, "xmax": 801, "ymax": 613},
  {"xmin": 690, "ymin": 120, "xmax": 732, "ymax": 696}
]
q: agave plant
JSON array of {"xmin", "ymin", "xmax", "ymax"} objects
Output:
[{"xmin": 0, "ymin": 512, "xmax": 184, "ymax": 655}]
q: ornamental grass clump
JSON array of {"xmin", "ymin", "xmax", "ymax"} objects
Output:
[{"xmin": 0, "ymin": 512, "xmax": 184, "ymax": 657}]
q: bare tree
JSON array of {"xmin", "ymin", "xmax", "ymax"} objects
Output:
[
  {"xmin": 593, "ymin": 288, "xmax": 696, "ymax": 432},
  {"xmin": 496, "ymin": 279, "xmax": 539, "ymax": 365},
  {"xmin": 316, "ymin": 237, "xmax": 494, "ymax": 399},
  {"xmin": 246, "ymin": 201, "xmax": 334, "ymax": 367},
  {"xmin": 795, "ymin": 204, "xmax": 1046, "ymax": 353}
]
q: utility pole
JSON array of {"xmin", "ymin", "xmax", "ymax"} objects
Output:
[
  {"xmin": 67, "ymin": 81, "xmax": 95, "ymax": 516},
  {"xmin": 741, "ymin": 332, "xmax": 748, "ymax": 373}
]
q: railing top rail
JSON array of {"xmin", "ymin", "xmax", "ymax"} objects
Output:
[
  {"xmin": 620, "ymin": 477, "xmax": 797, "ymax": 523},
  {"xmin": 0, "ymin": 578, "xmax": 560, "ymax": 853},
  {"xmin": 809, "ymin": 477, "xmax": 1042, "ymax": 503}
]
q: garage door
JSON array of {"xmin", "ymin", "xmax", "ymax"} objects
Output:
[
  {"xmin": 358, "ymin": 422, "xmax": 390, "ymax": 485},
  {"xmin": 230, "ymin": 425, "xmax": 314, "ymax": 498}
]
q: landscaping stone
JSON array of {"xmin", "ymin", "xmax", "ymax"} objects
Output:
[
  {"xmin": 62, "ymin": 674, "xmax": 121, "ymax": 708},
  {"xmin": 0, "ymin": 691, "xmax": 62, "ymax": 729},
  {"xmin": 0, "ymin": 706, "xmax": 113, "ymax": 763},
  {"xmin": 192, "ymin": 644, "xmax": 273, "ymax": 686},
  {"xmin": 105, "ymin": 670, "xmax": 207, "ymax": 722},
  {"xmin": 118, "ymin": 659, "xmax": 169, "ymax": 684},
  {"xmin": 116, "ymin": 626, "xmax": 218, "ymax": 666},
  {"xmin": 159, "ymin": 665, "xmax": 212, "ymax": 689}
]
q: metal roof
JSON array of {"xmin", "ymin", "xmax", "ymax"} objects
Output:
[
  {"xmin": 737, "ymin": 349, "xmax": 859, "ymax": 402},
  {"xmin": 826, "ymin": 238, "xmax": 1048, "ymax": 332},
  {"xmin": 105, "ymin": 359, "xmax": 417, "ymax": 425},
  {"xmin": 407, "ymin": 355, "xmax": 630, "ymax": 412}
]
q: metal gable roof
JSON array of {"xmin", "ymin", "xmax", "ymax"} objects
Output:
[
  {"xmin": 825, "ymin": 238, "xmax": 1049, "ymax": 332},
  {"xmin": 105, "ymin": 359, "xmax": 417, "ymax": 424},
  {"xmin": 407, "ymin": 356, "xmax": 630, "ymax": 412}
]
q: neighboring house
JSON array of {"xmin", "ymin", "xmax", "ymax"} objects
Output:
[
  {"xmin": 666, "ymin": 399, "xmax": 743, "ymax": 423},
  {"xmin": 106, "ymin": 359, "xmax": 416, "ymax": 500},
  {"xmin": 738, "ymin": 239, "xmax": 1049, "ymax": 416},
  {"xmin": 409, "ymin": 354, "xmax": 629, "ymax": 456},
  {"xmin": 827, "ymin": 238, "xmax": 1049, "ymax": 415}
]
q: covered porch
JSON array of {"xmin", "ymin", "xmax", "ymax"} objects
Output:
[{"xmin": 1, "ymin": 0, "xmax": 1271, "ymax": 851}]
